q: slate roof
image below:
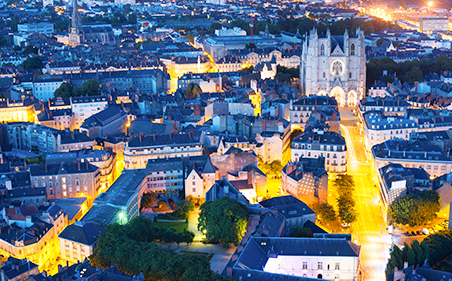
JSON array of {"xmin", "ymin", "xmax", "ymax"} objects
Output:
[
  {"xmin": 259, "ymin": 195, "xmax": 315, "ymax": 219},
  {"xmin": 58, "ymin": 222, "xmax": 105, "ymax": 245},
  {"xmin": 292, "ymin": 131, "xmax": 346, "ymax": 146},
  {"xmin": 127, "ymin": 133, "xmax": 199, "ymax": 148},
  {"xmin": 29, "ymin": 162, "xmax": 98, "ymax": 176},
  {"xmin": 1, "ymin": 257, "xmax": 38, "ymax": 280}
]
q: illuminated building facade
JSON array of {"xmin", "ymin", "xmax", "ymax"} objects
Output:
[{"xmin": 301, "ymin": 28, "xmax": 366, "ymax": 107}]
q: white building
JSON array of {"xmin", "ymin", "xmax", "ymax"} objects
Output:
[
  {"xmin": 420, "ymin": 17, "xmax": 448, "ymax": 34},
  {"xmin": 291, "ymin": 129, "xmax": 347, "ymax": 173},
  {"xmin": 70, "ymin": 96, "xmax": 108, "ymax": 129},
  {"xmin": 215, "ymin": 27, "xmax": 247, "ymax": 37},
  {"xmin": 43, "ymin": 0, "xmax": 54, "ymax": 7},
  {"xmin": 124, "ymin": 133, "xmax": 202, "ymax": 169},
  {"xmin": 59, "ymin": 221, "xmax": 105, "ymax": 265},
  {"xmin": 226, "ymin": 236, "xmax": 360, "ymax": 281},
  {"xmin": 18, "ymin": 23, "xmax": 54, "ymax": 34},
  {"xmin": 32, "ymin": 76, "xmax": 64, "ymax": 101},
  {"xmin": 300, "ymin": 28, "xmax": 366, "ymax": 107},
  {"xmin": 114, "ymin": 0, "xmax": 136, "ymax": 6}
]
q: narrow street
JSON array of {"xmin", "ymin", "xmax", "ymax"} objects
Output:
[{"xmin": 339, "ymin": 109, "xmax": 389, "ymax": 281}]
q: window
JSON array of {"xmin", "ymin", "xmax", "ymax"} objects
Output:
[
  {"xmin": 320, "ymin": 44, "xmax": 325, "ymax": 56},
  {"xmin": 335, "ymin": 262, "xmax": 340, "ymax": 270},
  {"xmin": 351, "ymin": 43, "xmax": 355, "ymax": 55},
  {"xmin": 303, "ymin": 262, "xmax": 308, "ymax": 269},
  {"xmin": 323, "ymin": 72, "xmax": 325, "ymax": 78},
  {"xmin": 192, "ymin": 188, "xmax": 196, "ymax": 192},
  {"xmin": 349, "ymin": 72, "xmax": 352, "ymax": 79},
  {"xmin": 318, "ymin": 262, "xmax": 323, "ymax": 270}
]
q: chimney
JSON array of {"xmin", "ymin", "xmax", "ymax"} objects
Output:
[
  {"xmin": 153, "ymin": 135, "xmax": 156, "ymax": 141},
  {"xmin": 78, "ymin": 161, "xmax": 80, "ymax": 170},
  {"xmin": 189, "ymin": 131, "xmax": 194, "ymax": 139},
  {"xmin": 139, "ymin": 134, "xmax": 142, "ymax": 143},
  {"xmin": 169, "ymin": 133, "xmax": 172, "ymax": 139},
  {"xmin": 168, "ymin": 115, "xmax": 171, "ymax": 121},
  {"xmin": 45, "ymin": 165, "xmax": 48, "ymax": 172},
  {"xmin": 332, "ymin": 113, "xmax": 337, "ymax": 121},
  {"xmin": 262, "ymin": 119, "xmax": 266, "ymax": 131}
]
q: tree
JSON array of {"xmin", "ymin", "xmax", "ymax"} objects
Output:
[
  {"xmin": 240, "ymin": 66, "xmax": 254, "ymax": 73},
  {"xmin": 290, "ymin": 128, "xmax": 303, "ymax": 142},
  {"xmin": 198, "ymin": 197, "xmax": 248, "ymax": 248},
  {"xmin": 23, "ymin": 45, "xmax": 38, "ymax": 55},
  {"xmin": 81, "ymin": 79, "xmax": 100, "ymax": 96},
  {"xmin": 140, "ymin": 192, "xmax": 156, "ymax": 210},
  {"xmin": 317, "ymin": 202, "xmax": 336, "ymax": 224},
  {"xmin": 54, "ymin": 82, "xmax": 74, "ymax": 98},
  {"xmin": 334, "ymin": 174, "xmax": 357, "ymax": 225},
  {"xmin": 173, "ymin": 200, "xmax": 195, "ymax": 220},
  {"xmin": 245, "ymin": 43, "xmax": 256, "ymax": 49},
  {"xmin": 411, "ymin": 240, "xmax": 424, "ymax": 266},
  {"xmin": 290, "ymin": 227, "xmax": 313, "ymax": 237},
  {"xmin": 389, "ymin": 190, "xmax": 440, "ymax": 227},
  {"xmin": 402, "ymin": 242, "xmax": 416, "ymax": 266},
  {"xmin": 424, "ymin": 229, "xmax": 451, "ymax": 265},
  {"xmin": 385, "ymin": 244, "xmax": 403, "ymax": 277},
  {"xmin": 89, "ymin": 217, "xmax": 226, "ymax": 281},
  {"xmin": 404, "ymin": 66, "xmax": 423, "ymax": 85},
  {"xmin": 185, "ymin": 82, "xmax": 202, "ymax": 99},
  {"xmin": 22, "ymin": 56, "xmax": 43, "ymax": 69}
]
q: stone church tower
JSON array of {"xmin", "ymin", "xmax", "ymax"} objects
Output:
[
  {"xmin": 300, "ymin": 28, "xmax": 366, "ymax": 107},
  {"xmin": 69, "ymin": 0, "xmax": 82, "ymax": 45}
]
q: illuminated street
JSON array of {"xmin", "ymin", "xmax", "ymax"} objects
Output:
[{"xmin": 340, "ymin": 109, "xmax": 389, "ymax": 281}]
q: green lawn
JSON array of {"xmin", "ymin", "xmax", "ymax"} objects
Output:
[{"xmin": 153, "ymin": 221, "xmax": 188, "ymax": 233}]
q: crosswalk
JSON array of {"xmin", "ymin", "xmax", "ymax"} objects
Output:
[{"xmin": 356, "ymin": 231, "xmax": 381, "ymax": 235}]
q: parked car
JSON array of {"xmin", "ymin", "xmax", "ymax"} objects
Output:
[
  {"xmin": 405, "ymin": 232, "xmax": 411, "ymax": 236},
  {"xmin": 422, "ymin": 229, "xmax": 429, "ymax": 235},
  {"xmin": 417, "ymin": 230, "xmax": 424, "ymax": 235},
  {"xmin": 411, "ymin": 231, "xmax": 417, "ymax": 236}
]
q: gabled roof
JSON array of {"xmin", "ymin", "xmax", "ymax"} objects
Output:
[{"xmin": 58, "ymin": 222, "xmax": 105, "ymax": 246}]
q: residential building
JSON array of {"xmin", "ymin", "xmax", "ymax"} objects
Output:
[
  {"xmin": 420, "ymin": 17, "xmax": 448, "ymax": 34},
  {"xmin": 32, "ymin": 75, "xmax": 64, "ymax": 101},
  {"xmin": 300, "ymin": 28, "xmax": 366, "ymax": 107},
  {"xmin": 59, "ymin": 133, "xmax": 95, "ymax": 152},
  {"xmin": 205, "ymin": 177, "xmax": 249, "ymax": 205},
  {"xmin": 79, "ymin": 106, "xmax": 129, "ymax": 139},
  {"xmin": 290, "ymin": 96, "xmax": 338, "ymax": 130},
  {"xmin": 70, "ymin": 96, "xmax": 108, "ymax": 129},
  {"xmin": 0, "ymin": 257, "xmax": 39, "ymax": 281},
  {"xmin": 363, "ymin": 112, "xmax": 418, "ymax": 151},
  {"xmin": 146, "ymin": 158, "xmax": 184, "ymax": 195},
  {"xmin": 37, "ymin": 109, "xmax": 73, "ymax": 131},
  {"xmin": 124, "ymin": 133, "xmax": 202, "ymax": 169},
  {"xmin": 291, "ymin": 128, "xmax": 347, "ymax": 173},
  {"xmin": 17, "ymin": 23, "xmax": 54, "ymax": 34},
  {"xmin": 259, "ymin": 196, "xmax": 316, "ymax": 234},
  {"xmin": 82, "ymin": 169, "xmax": 147, "ymax": 225},
  {"xmin": 58, "ymin": 221, "xmax": 105, "ymax": 265},
  {"xmin": 372, "ymin": 138, "xmax": 452, "ymax": 178},
  {"xmin": 0, "ymin": 205, "xmax": 67, "ymax": 270},
  {"xmin": 224, "ymin": 236, "xmax": 360, "ymax": 281},
  {"xmin": 0, "ymin": 99, "xmax": 37, "ymax": 123},
  {"xmin": 210, "ymin": 147, "xmax": 258, "ymax": 178},
  {"xmin": 183, "ymin": 156, "xmax": 216, "ymax": 199},
  {"xmin": 204, "ymin": 36, "xmax": 279, "ymax": 60},
  {"xmin": 282, "ymin": 158, "xmax": 328, "ymax": 207},
  {"xmin": 29, "ymin": 161, "xmax": 100, "ymax": 201}
]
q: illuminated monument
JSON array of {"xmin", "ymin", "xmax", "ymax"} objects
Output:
[{"xmin": 300, "ymin": 28, "xmax": 366, "ymax": 107}]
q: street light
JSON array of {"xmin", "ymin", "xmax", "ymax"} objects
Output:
[{"xmin": 118, "ymin": 211, "xmax": 126, "ymax": 225}]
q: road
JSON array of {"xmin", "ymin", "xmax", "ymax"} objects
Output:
[{"xmin": 339, "ymin": 109, "xmax": 390, "ymax": 281}]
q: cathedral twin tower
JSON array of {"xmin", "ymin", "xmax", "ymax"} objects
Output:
[{"xmin": 300, "ymin": 28, "xmax": 366, "ymax": 107}]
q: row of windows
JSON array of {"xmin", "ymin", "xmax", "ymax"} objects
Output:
[{"xmin": 299, "ymin": 261, "xmax": 340, "ymax": 270}]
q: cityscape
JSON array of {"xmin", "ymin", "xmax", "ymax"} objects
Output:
[{"xmin": 0, "ymin": 0, "xmax": 451, "ymax": 280}]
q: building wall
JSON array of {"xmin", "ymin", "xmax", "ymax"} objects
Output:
[
  {"xmin": 291, "ymin": 144, "xmax": 347, "ymax": 173},
  {"xmin": 301, "ymin": 29, "xmax": 366, "ymax": 107},
  {"xmin": 71, "ymin": 98, "xmax": 108, "ymax": 129},
  {"xmin": 263, "ymin": 255, "xmax": 359, "ymax": 281},
  {"xmin": 59, "ymin": 237, "xmax": 94, "ymax": 265}
]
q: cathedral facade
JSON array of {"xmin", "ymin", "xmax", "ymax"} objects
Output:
[{"xmin": 300, "ymin": 28, "xmax": 366, "ymax": 107}]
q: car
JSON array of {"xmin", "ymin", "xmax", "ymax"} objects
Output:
[
  {"xmin": 422, "ymin": 229, "xmax": 429, "ymax": 235},
  {"xmin": 417, "ymin": 230, "xmax": 424, "ymax": 235},
  {"xmin": 405, "ymin": 232, "xmax": 411, "ymax": 236},
  {"xmin": 411, "ymin": 231, "xmax": 417, "ymax": 236}
]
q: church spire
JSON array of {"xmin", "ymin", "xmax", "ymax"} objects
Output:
[{"xmin": 71, "ymin": 0, "xmax": 82, "ymax": 34}]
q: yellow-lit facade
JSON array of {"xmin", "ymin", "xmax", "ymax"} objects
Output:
[{"xmin": 0, "ymin": 102, "xmax": 37, "ymax": 123}]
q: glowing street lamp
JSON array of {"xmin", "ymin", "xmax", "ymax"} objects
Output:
[{"xmin": 118, "ymin": 211, "xmax": 126, "ymax": 225}]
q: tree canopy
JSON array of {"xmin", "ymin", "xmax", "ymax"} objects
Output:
[
  {"xmin": 89, "ymin": 216, "xmax": 228, "ymax": 281},
  {"xmin": 317, "ymin": 202, "xmax": 337, "ymax": 224},
  {"xmin": 385, "ymin": 240, "xmax": 429, "ymax": 277},
  {"xmin": 198, "ymin": 197, "xmax": 248, "ymax": 248},
  {"xmin": 54, "ymin": 79, "xmax": 100, "ymax": 98},
  {"xmin": 185, "ymin": 82, "xmax": 202, "ymax": 99},
  {"xmin": 389, "ymin": 190, "xmax": 440, "ymax": 227},
  {"xmin": 334, "ymin": 174, "xmax": 357, "ymax": 225},
  {"xmin": 423, "ymin": 229, "xmax": 452, "ymax": 265},
  {"xmin": 22, "ymin": 56, "xmax": 43, "ymax": 70}
]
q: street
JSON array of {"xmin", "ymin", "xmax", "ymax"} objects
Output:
[{"xmin": 339, "ymin": 109, "xmax": 389, "ymax": 281}]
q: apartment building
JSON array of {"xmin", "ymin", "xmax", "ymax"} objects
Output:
[
  {"xmin": 70, "ymin": 96, "xmax": 108, "ymax": 129},
  {"xmin": 124, "ymin": 133, "xmax": 202, "ymax": 169},
  {"xmin": 29, "ymin": 161, "xmax": 100, "ymax": 201},
  {"xmin": 291, "ymin": 129, "xmax": 347, "ymax": 173}
]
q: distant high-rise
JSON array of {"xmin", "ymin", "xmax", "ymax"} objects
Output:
[
  {"xmin": 43, "ymin": 0, "xmax": 54, "ymax": 7},
  {"xmin": 69, "ymin": 0, "xmax": 83, "ymax": 45},
  {"xmin": 114, "ymin": 0, "xmax": 136, "ymax": 6}
]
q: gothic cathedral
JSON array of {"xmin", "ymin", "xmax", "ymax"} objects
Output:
[{"xmin": 300, "ymin": 28, "xmax": 366, "ymax": 107}]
